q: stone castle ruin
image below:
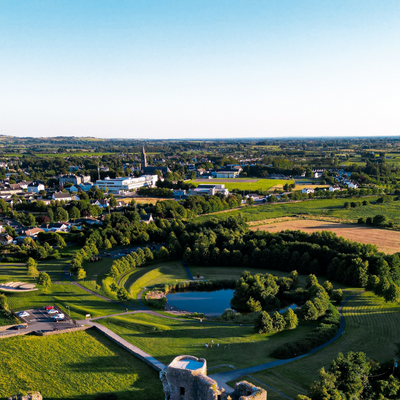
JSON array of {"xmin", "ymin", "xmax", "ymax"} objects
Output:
[{"xmin": 160, "ymin": 355, "xmax": 267, "ymax": 400}]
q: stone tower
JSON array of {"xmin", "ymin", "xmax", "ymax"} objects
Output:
[
  {"xmin": 141, "ymin": 146, "xmax": 147, "ymax": 168},
  {"xmin": 160, "ymin": 355, "xmax": 267, "ymax": 400}
]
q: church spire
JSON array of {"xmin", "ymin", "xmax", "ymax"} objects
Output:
[{"xmin": 141, "ymin": 145, "xmax": 147, "ymax": 168}]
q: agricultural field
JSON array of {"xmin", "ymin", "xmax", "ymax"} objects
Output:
[
  {"xmin": 249, "ymin": 290, "xmax": 400, "ymax": 399},
  {"xmin": 0, "ymin": 329, "xmax": 163, "ymax": 400},
  {"xmin": 99, "ymin": 313, "xmax": 315, "ymax": 369},
  {"xmin": 188, "ymin": 178, "xmax": 294, "ymax": 193},
  {"xmin": 196, "ymin": 196, "xmax": 400, "ymax": 226},
  {"xmin": 250, "ymin": 219, "xmax": 400, "ymax": 254}
]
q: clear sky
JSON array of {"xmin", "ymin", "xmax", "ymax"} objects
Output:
[{"xmin": 0, "ymin": 1, "xmax": 399, "ymax": 139}]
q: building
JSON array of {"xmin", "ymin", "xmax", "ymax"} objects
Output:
[
  {"xmin": 215, "ymin": 170, "xmax": 240, "ymax": 179},
  {"xmin": 23, "ymin": 228, "xmax": 44, "ymax": 238},
  {"xmin": 95, "ymin": 175, "xmax": 158, "ymax": 194},
  {"xmin": 329, "ymin": 185, "xmax": 341, "ymax": 192},
  {"xmin": 59, "ymin": 174, "xmax": 91, "ymax": 186},
  {"xmin": 188, "ymin": 184, "xmax": 229, "ymax": 197},
  {"xmin": 160, "ymin": 355, "xmax": 266, "ymax": 400},
  {"xmin": 0, "ymin": 234, "xmax": 13, "ymax": 245},
  {"xmin": 94, "ymin": 199, "xmax": 110, "ymax": 208},
  {"xmin": 301, "ymin": 188, "xmax": 315, "ymax": 194},
  {"xmin": 173, "ymin": 189, "xmax": 187, "ymax": 198},
  {"xmin": 141, "ymin": 146, "xmax": 148, "ymax": 168},
  {"xmin": 52, "ymin": 192, "xmax": 75, "ymax": 202},
  {"xmin": 347, "ymin": 182, "xmax": 358, "ymax": 189},
  {"xmin": 140, "ymin": 213, "xmax": 154, "ymax": 224},
  {"xmin": 27, "ymin": 182, "xmax": 45, "ymax": 193}
]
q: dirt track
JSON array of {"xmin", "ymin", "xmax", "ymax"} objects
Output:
[{"xmin": 250, "ymin": 219, "xmax": 400, "ymax": 254}]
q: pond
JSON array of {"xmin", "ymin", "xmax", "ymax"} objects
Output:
[
  {"xmin": 279, "ymin": 304, "xmax": 299, "ymax": 314},
  {"xmin": 166, "ymin": 289, "xmax": 235, "ymax": 316}
]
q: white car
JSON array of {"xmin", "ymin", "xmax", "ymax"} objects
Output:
[
  {"xmin": 17, "ymin": 311, "xmax": 29, "ymax": 318},
  {"xmin": 47, "ymin": 309, "xmax": 58, "ymax": 314},
  {"xmin": 53, "ymin": 314, "xmax": 65, "ymax": 320}
]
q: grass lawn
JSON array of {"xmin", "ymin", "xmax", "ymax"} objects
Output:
[
  {"xmin": 188, "ymin": 266, "xmax": 348, "ymax": 289},
  {"xmin": 5, "ymin": 283, "xmax": 127, "ymax": 319},
  {"xmin": 187, "ymin": 178, "xmax": 294, "ymax": 192},
  {"xmin": 250, "ymin": 290, "xmax": 400, "ymax": 399},
  {"xmin": 0, "ymin": 329, "xmax": 163, "ymax": 400},
  {"xmin": 124, "ymin": 261, "xmax": 188, "ymax": 299},
  {"xmin": 99, "ymin": 313, "xmax": 314, "ymax": 369}
]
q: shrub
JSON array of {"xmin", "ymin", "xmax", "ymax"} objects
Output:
[
  {"xmin": 254, "ymin": 311, "xmax": 274, "ymax": 334},
  {"xmin": 331, "ymin": 289, "xmax": 343, "ymax": 305}
]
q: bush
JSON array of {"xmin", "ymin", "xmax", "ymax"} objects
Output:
[
  {"xmin": 358, "ymin": 217, "xmax": 365, "ymax": 224},
  {"xmin": 271, "ymin": 323, "xmax": 338, "ymax": 359}
]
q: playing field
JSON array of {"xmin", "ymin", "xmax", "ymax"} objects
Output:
[
  {"xmin": 250, "ymin": 219, "xmax": 400, "ymax": 254},
  {"xmin": 188, "ymin": 178, "xmax": 294, "ymax": 192}
]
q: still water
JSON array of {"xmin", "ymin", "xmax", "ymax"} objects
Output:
[{"xmin": 166, "ymin": 289, "xmax": 235, "ymax": 316}]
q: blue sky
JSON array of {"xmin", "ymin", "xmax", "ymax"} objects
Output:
[{"xmin": 0, "ymin": 1, "xmax": 399, "ymax": 138}]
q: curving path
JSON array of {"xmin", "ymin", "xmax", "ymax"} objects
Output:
[{"xmin": 209, "ymin": 291, "xmax": 364, "ymax": 392}]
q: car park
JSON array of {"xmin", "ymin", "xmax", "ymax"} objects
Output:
[{"xmin": 17, "ymin": 311, "xmax": 29, "ymax": 318}]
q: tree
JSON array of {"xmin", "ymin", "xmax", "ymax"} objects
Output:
[
  {"xmin": 26, "ymin": 257, "xmax": 39, "ymax": 278},
  {"xmin": 305, "ymin": 274, "xmax": 318, "ymax": 289},
  {"xmin": 384, "ymin": 283, "xmax": 400, "ymax": 303},
  {"xmin": 323, "ymin": 280, "xmax": 334, "ymax": 296},
  {"xmin": 373, "ymin": 214, "xmax": 387, "ymax": 226},
  {"xmin": 301, "ymin": 300, "xmax": 319, "ymax": 321},
  {"xmin": 283, "ymin": 308, "xmax": 298, "ymax": 330},
  {"xmin": 0, "ymin": 293, "xmax": 9, "ymax": 311},
  {"xmin": 254, "ymin": 311, "xmax": 273, "ymax": 334},
  {"xmin": 332, "ymin": 289, "xmax": 343, "ymax": 305},
  {"xmin": 69, "ymin": 206, "xmax": 80, "ymax": 220},
  {"xmin": 289, "ymin": 270, "xmax": 299, "ymax": 286},
  {"xmin": 37, "ymin": 272, "xmax": 51, "ymax": 288},
  {"xmin": 271, "ymin": 311, "xmax": 285, "ymax": 332},
  {"xmin": 116, "ymin": 287, "xmax": 129, "ymax": 301},
  {"xmin": 104, "ymin": 238, "xmax": 112, "ymax": 250},
  {"xmin": 109, "ymin": 283, "xmax": 118, "ymax": 292},
  {"xmin": 246, "ymin": 297, "xmax": 262, "ymax": 312},
  {"xmin": 77, "ymin": 268, "xmax": 86, "ymax": 280}
]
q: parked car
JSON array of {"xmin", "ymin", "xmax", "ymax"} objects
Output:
[
  {"xmin": 47, "ymin": 309, "xmax": 58, "ymax": 314},
  {"xmin": 13, "ymin": 325, "xmax": 28, "ymax": 330},
  {"xmin": 17, "ymin": 311, "xmax": 29, "ymax": 318},
  {"xmin": 53, "ymin": 314, "xmax": 65, "ymax": 320},
  {"xmin": 44, "ymin": 306, "xmax": 54, "ymax": 310}
]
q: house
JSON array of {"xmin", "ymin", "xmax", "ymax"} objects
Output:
[
  {"xmin": 347, "ymin": 182, "xmax": 358, "ymax": 189},
  {"xmin": 0, "ymin": 234, "xmax": 13, "ymax": 245},
  {"xmin": 78, "ymin": 182, "xmax": 93, "ymax": 192},
  {"xmin": 69, "ymin": 185, "xmax": 79, "ymax": 193},
  {"xmin": 75, "ymin": 217, "xmax": 102, "ymax": 226},
  {"xmin": 27, "ymin": 182, "xmax": 45, "ymax": 193},
  {"xmin": 329, "ymin": 185, "xmax": 341, "ymax": 192},
  {"xmin": 94, "ymin": 199, "xmax": 110, "ymax": 209},
  {"xmin": 246, "ymin": 193, "xmax": 262, "ymax": 201},
  {"xmin": 301, "ymin": 188, "xmax": 315, "ymax": 194},
  {"xmin": 59, "ymin": 174, "xmax": 91, "ymax": 186},
  {"xmin": 52, "ymin": 192, "xmax": 74, "ymax": 202},
  {"xmin": 42, "ymin": 222, "xmax": 70, "ymax": 232},
  {"xmin": 23, "ymin": 227, "xmax": 44, "ymax": 238},
  {"xmin": 215, "ymin": 170, "xmax": 240, "ymax": 179},
  {"xmin": 173, "ymin": 189, "xmax": 187, "ymax": 198},
  {"xmin": 116, "ymin": 200, "xmax": 127, "ymax": 208},
  {"xmin": 140, "ymin": 214, "xmax": 154, "ymax": 224}
]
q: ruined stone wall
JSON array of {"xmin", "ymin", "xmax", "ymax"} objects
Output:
[{"xmin": 229, "ymin": 381, "xmax": 267, "ymax": 400}]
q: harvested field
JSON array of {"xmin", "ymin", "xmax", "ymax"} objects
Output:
[{"xmin": 250, "ymin": 219, "xmax": 400, "ymax": 254}]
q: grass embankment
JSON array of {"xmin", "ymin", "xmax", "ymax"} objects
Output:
[
  {"xmin": 248, "ymin": 290, "xmax": 400, "ymax": 399},
  {"xmin": 99, "ymin": 313, "xmax": 314, "ymax": 369},
  {"xmin": 187, "ymin": 178, "xmax": 294, "ymax": 192},
  {"xmin": 123, "ymin": 261, "xmax": 188, "ymax": 300},
  {"xmin": 0, "ymin": 329, "xmax": 163, "ymax": 400},
  {"xmin": 195, "ymin": 196, "xmax": 400, "ymax": 225}
]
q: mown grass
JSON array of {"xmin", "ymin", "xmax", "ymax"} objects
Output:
[
  {"xmin": 5, "ymin": 283, "xmax": 126, "ymax": 319},
  {"xmin": 187, "ymin": 179, "xmax": 294, "ymax": 192},
  {"xmin": 251, "ymin": 290, "xmax": 400, "ymax": 398},
  {"xmin": 0, "ymin": 329, "xmax": 163, "ymax": 400},
  {"xmin": 99, "ymin": 313, "xmax": 314, "ymax": 369},
  {"xmin": 124, "ymin": 261, "xmax": 188, "ymax": 299}
]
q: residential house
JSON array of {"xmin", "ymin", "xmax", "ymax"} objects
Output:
[
  {"xmin": 347, "ymin": 182, "xmax": 358, "ymax": 189},
  {"xmin": 94, "ymin": 199, "xmax": 110, "ymax": 209},
  {"xmin": 301, "ymin": 188, "xmax": 315, "ymax": 194},
  {"xmin": 0, "ymin": 234, "xmax": 13, "ymax": 245},
  {"xmin": 140, "ymin": 214, "xmax": 154, "ymax": 224},
  {"xmin": 329, "ymin": 185, "xmax": 341, "ymax": 192},
  {"xmin": 23, "ymin": 227, "xmax": 44, "ymax": 238},
  {"xmin": 27, "ymin": 182, "xmax": 45, "ymax": 193},
  {"xmin": 52, "ymin": 192, "xmax": 75, "ymax": 202},
  {"xmin": 42, "ymin": 222, "xmax": 70, "ymax": 232},
  {"xmin": 173, "ymin": 189, "xmax": 186, "ymax": 198}
]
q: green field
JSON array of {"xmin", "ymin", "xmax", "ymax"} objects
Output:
[
  {"xmin": 249, "ymin": 290, "xmax": 400, "ymax": 399},
  {"xmin": 187, "ymin": 178, "xmax": 293, "ymax": 192},
  {"xmin": 99, "ymin": 313, "xmax": 314, "ymax": 369},
  {"xmin": 0, "ymin": 329, "xmax": 163, "ymax": 400},
  {"xmin": 195, "ymin": 196, "xmax": 400, "ymax": 224}
]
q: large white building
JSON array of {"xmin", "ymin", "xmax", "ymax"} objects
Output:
[
  {"xmin": 95, "ymin": 175, "xmax": 158, "ymax": 194},
  {"xmin": 188, "ymin": 184, "xmax": 229, "ymax": 197}
]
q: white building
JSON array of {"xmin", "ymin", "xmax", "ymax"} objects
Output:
[
  {"xmin": 95, "ymin": 175, "xmax": 158, "ymax": 194},
  {"xmin": 215, "ymin": 170, "xmax": 240, "ymax": 179},
  {"xmin": 347, "ymin": 182, "xmax": 358, "ymax": 189},
  {"xmin": 27, "ymin": 182, "xmax": 45, "ymax": 193},
  {"xmin": 329, "ymin": 185, "xmax": 341, "ymax": 192},
  {"xmin": 188, "ymin": 184, "xmax": 229, "ymax": 197},
  {"xmin": 301, "ymin": 188, "xmax": 315, "ymax": 194}
]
